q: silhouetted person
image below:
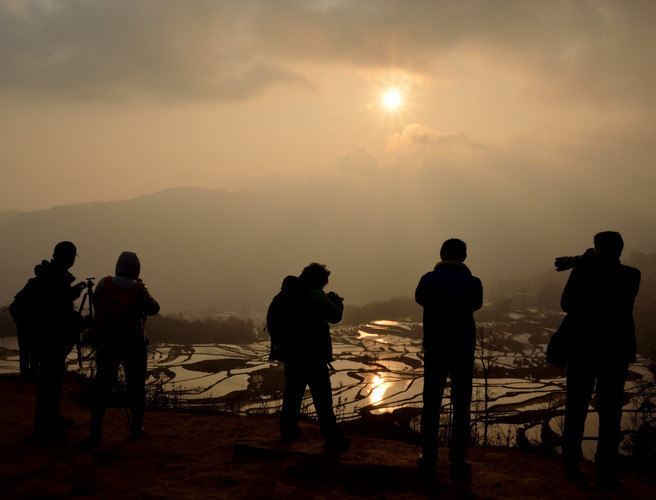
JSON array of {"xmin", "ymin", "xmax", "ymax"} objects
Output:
[
  {"xmin": 415, "ymin": 238, "xmax": 483, "ymax": 477},
  {"xmin": 32, "ymin": 241, "xmax": 86, "ymax": 442},
  {"xmin": 10, "ymin": 278, "xmax": 44, "ymax": 379},
  {"xmin": 275, "ymin": 263, "xmax": 350, "ymax": 452},
  {"xmin": 91, "ymin": 251, "xmax": 160, "ymax": 441},
  {"xmin": 558, "ymin": 231, "xmax": 640, "ymax": 488}
]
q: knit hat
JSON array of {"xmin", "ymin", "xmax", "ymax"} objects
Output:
[{"xmin": 115, "ymin": 251, "xmax": 141, "ymax": 280}]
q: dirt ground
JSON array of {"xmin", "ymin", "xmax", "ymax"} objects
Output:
[{"xmin": 1, "ymin": 373, "xmax": 654, "ymax": 499}]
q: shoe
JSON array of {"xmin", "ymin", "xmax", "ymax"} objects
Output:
[
  {"xmin": 35, "ymin": 427, "xmax": 67, "ymax": 445},
  {"xmin": 566, "ymin": 468, "xmax": 586, "ymax": 483},
  {"xmin": 565, "ymin": 463, "xmax": 586, "ymax": 483},
  {"xmin": 449, "ymin": 460, "xmax": 472, "ymax": 478},
  {"xmin": 59, "ymin": 417, "xmax": 75, "ymax": 429},
  {"xmin": 324, "ymin": 437, "xmax": 351, "ymax": 453},
  {"xmin": 418, "ymin": 457, "xmax": 437, "ymax": 477},
  {"xmin": 130, "ymin": 427, "xmax": 148, "ymax": 441},
  {"xmin": 596, "ymin": 474, "xmax": 621, "ymax": 490},
  {"xmin": 90, "ymin": 428, "xmax": 101, "ymax": 442},
  {"xmin": 280, "ymin": 427, "xmax": 300, "ymax": 442}
]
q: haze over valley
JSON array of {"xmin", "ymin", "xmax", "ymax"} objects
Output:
[{"xmin": 1, "ymin": 186, "xmax": 654, "ymax": 320}]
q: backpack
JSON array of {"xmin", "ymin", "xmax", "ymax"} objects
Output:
[
  {"xmin": 266, "ymin": 280, "xmax": 303, "ymax": 361},
  {"xmin": 9, "ymin": 278, "xmax": 46, "ymax": 324},
  {"xmin": 94, "ymin": 277, "xmax": 146, "ymax": 345}
]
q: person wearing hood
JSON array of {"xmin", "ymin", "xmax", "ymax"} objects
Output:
[
  {"xmin": 91, "ymin": 251, "xmax": 160, "ymax": 441},
  {"xmin": 415, "ymin": 238, "xmax": 483, "ymax": 477},
  {"xmin": 32, "ymin": 241, "xmax": 86, "ymax": 442}
]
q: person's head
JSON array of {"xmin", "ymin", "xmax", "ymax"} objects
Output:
[
  {"xmin": 115, "ymin": 251, "xmax": 141, "ymax": 280},
  {"xmin": 52, "ymin": 241, "xmax": 77, "ymax": 269},
  {"xmin": 440, "ymin": 238, "xmax": 467, "ymax": 263},
  {"xmin": 594, "ymin": 231, "xmax": 624, "ymax": 261},
  {"xmin": 299, "ymin": 263, "xmax": 331, "ymax": 289}
]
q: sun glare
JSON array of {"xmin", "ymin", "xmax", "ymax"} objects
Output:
[{"xmin": 383, "ymin": 89, "xmax": 402, "ymax": 110}]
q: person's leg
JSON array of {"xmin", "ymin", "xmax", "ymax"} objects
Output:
[
  {"xmin": 420, "ymin": 350, "xmax": 449, "ymax": 463},
  {"xmin": 449, "ymin": 352, "xmax": 474, "ymax": 466},
  {"xmin": 27, "ymin": 331, "xmax": 40, "ymax": 379},
  {"xmin": 124, "ymin": 341, "xmax": 148, "ymax": 437},
  {"xmin": 16, "ymin": 324, "xmax": 30, "ymax": 378},
  {"xmin": 562, "ymin": 360, "xmax": 596, "ymax": 479},
  {"xmin": 90, "ymin": 348, "xmax": 120, "ymax": 439},
  {"xmin": 594, "ymin": 362, "xmax": 628, "ymax": 484},
  {"xmin": 279, "ymin": 360, "xmax": 307, "ymax": 440},
  {"xmin": 34, "ymin": 349, "xmax": 67, "ymax": 441},
  {"xmin": 306, "ymin": 361, "xmax": 347, "ymax": 449}
]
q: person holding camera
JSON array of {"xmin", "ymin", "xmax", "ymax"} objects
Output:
[
  {"xmin": 90, "ymin": 251, "xmax": 160, "ymax": 441},
  {"xmin": 30, "ymin": 241, "xmax": 87, "ymax": 443},
  {"xmin": 557, "ymin": 232, "xmax": 640, "ymax": 488},
  {"xmin": 276, "ymin": 263, "xmax": 350, "ymax": 452}
]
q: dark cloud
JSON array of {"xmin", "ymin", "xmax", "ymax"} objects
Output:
[
  {"xmin": 253, "ymin": 1, "xmax": 656, "ymax": 104},
  {"xmin": 0, "ymin": 0, "xmax": 310, "ymax": 100},
  {"xmin": 1, "ymin": 1, "xmax": 655, "ymax": 104}
]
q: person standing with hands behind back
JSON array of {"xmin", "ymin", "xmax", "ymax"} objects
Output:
[{"xmin": 415, "ymin": 238, "xmax": 483, "ymax": 477}]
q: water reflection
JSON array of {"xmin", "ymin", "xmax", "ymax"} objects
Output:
[
  {"xmin": 370, "ymin": 374, "xmax": 387, "ymax": 406},
  {"xmin": 0, "ymin": 308, "xmax": 654, "ymax": 461}
]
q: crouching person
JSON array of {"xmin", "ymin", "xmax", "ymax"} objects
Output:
[{"xmin": 91, "ymin": 251, "xmax": 160, "ymax": 441}]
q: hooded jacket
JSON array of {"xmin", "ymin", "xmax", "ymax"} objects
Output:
[{"xmin": 93, "ymin": 252, "xmax": 160, "ymax": 347}]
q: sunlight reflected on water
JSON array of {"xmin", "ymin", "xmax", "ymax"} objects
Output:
[{"xmin": 370, "ymin": 374, "xmax": 387, "ymax": 406}]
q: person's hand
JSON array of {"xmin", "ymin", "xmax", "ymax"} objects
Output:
[
  {"xmin": 327, "ymin": 291, "xmax": 344, "ymax": 304},
  {"xmin": 554, "ymin": 257, "xmax": 573, "ymax": 272}
]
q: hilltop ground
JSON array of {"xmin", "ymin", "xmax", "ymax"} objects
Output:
[{"xmin": 0, "ymin": 373, "xmax": 654, "ymax": 500}]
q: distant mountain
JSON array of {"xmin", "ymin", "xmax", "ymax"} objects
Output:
[
  {"xmin": 0, "ymin": 187, "xmax": 447, "ymax": 316},
  {"xmin": 5, "ymin": 186, "xmax": 649, "ymax": 319}
]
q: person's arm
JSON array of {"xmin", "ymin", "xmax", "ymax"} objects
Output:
[
  {"xmin": 560, "ymin": 267, "xmax": 584, "ymax": 313},
  {"xmin": 415, "ymin": 275, "xmax": 428, "ymax": 307},
  {"xmin": 471, "ymin": 278, "xmax": 483, "ymax": 312},
  {"xmin": 309, "ymin": 289, "xmax": 343, "ymax": 324},
  {"xmin": 140, "ymin": 285, "xmax": 160, "ymax": 316},
  {"xmin": 91, "ymin": 278, "xmax": 104, "ymax": 307}
]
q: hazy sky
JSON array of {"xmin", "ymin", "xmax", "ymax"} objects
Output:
[{"xmin": 1, "ymin": 1, "xmax": 655, "ymax": 254}]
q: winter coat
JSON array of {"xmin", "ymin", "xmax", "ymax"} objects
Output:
[
  {"xmin": 93, "ymin": 254, "xmax": 159, "ymax": 349},
  {"xmin": 274, "ymin": 276, "xmax": 343, "ymax": 363},
  {"xmin": 32, "ymin": 259, "xmax": 84, "ymax": 351},
  {"xmin": 561, "ymin": 258, "xmax": 640, "ymax": 364},
  {"xmin": 415, "ymin": 261, "xmax": 483, "ymax": 356}
]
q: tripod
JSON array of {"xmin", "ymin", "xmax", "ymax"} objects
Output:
[{"xmin": 76, "ymin": 277, "xmax": 95, "ymax": 369}]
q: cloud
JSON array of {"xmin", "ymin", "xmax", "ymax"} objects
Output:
[
  {"xmin": 336, "ymin": 148, "xmax": 380, "ymax": 176},
  {"xmin": 2, "ymin": 1, "xmax": 655, "ymax": 106},
  {"xmin": 385, "ymin": 124, "xmax": 483, "ymax": 159},
  {"xmin": 0, "ymin": 0, "xmax": 311, "ymax": 100},
  {"xmin": 253, "ymin": 1, "xmax": 656, "ymax": 104}
]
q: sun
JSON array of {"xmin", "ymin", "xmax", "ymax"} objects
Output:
[{"xmin": 382, "ymin": 88, "xmax": 402, "ymax": 110}]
